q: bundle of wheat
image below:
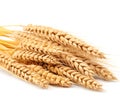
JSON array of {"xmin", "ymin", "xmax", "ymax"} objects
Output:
[{"xmin": 0, "ymin": 24, "xmax": 117, "ymax": 91}]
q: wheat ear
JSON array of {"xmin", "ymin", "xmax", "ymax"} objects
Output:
[
  {"xmin": 23, "ymin": 24, "xmax": 105, "ymax": 58},
  {"xmin": 81, "ymin": 58, "xmax": 117, "ymax": 80},
  {"xmin": 10, "ymin": 31, "xmax": 75, "ymax": 53},
  {"xmin": 26, "ymin": 64, "xmax": 72, "ymax": 87},
  {"xmin": 12, "ymin": 50, "xmax": 61, "ymax": 65},
  {"xmin": 11, "ymin": 32, "xmax": 87, "ymax": 58},
  {"xmin": 18, "ymin": 38, "xmax": 94, "ymax": 76},
  {"xmin": 18, "ymin": 38, "xmax": 67, "ymax": 58},
  {"xmin": 59, "ymin": 53, "xmax": 95, "ymax": 77},
  {"xmin": 43, "ymin": 64, "xmax": 102, "ymax": 90},
  {"xmin": 11, "ymin": 31, "xmax": 67, "ymax": 53},
  {"xmin": 0, "ymin": 52, "xmax": 49, "ymax": 88},
  {"xmin": 7, "ymin": 31, "xmax": 99, "ymax": 60},
  {"xmin": 8, "ymin": 31, "xmax": 98, "ymax": 60}
]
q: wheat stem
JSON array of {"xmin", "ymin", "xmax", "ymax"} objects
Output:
[
  {"xmin": 0, "ymin": 26, "xmax": 13, "ymax": 36},
  {"xmin": 0, "ymin": 39, "xmax": 17, "ymax": 49}
]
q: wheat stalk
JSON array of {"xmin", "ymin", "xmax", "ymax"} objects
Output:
[
  {"xmin": 26, "ymin": 64, "xmax": 72, "ymax": 87},
  {"xmin": 0, "ymin": 39, "xmax": 16, "ymax": 49},
  {"xmin": 43, "ymin": 64, "xmax": 102, "ymax": 90},
  {"xmin": 23, "ymin": 24, "xmax": 105, "ymax": 58},
  {"xmin": 12, "ymin": 50, "xmax": 61, "ymax": 65},
  {"xmin": 0, "ymin": 26, "xmax": 14, "ymax": 36},
  {"xmin": 0, "ymin": 44, "xmax": 9, "ymax": 51},
  {"xmin": 0, "ymin": 52, "xmax": 49, "ymax": 88}
]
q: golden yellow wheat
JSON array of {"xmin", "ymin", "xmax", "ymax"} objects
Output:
[
  {"xmin": 0, "ymin": 24, "xmax": 117, "ymax": 91},
  {"xmin": 26, "ymin": 64, "xmax": 72, "ymax": 87},
  {"xmin": 12, "ymin": 50, "xmax": 61, "ymax": 65},
  {"xmin": 24, "ymin": 24, "xmax": 105, "ymax": 58},
  {"xmin": 43, "ymin": 64, "xmax": 102, "ymax": 90},
  {"xmin": 0, "ymin": 52, "xmax": 49, "ymax": 88}
]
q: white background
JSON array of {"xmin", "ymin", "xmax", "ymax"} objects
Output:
[{"xmin": 0, "ymin": 0, "xmax": 120, "ymax": 99}]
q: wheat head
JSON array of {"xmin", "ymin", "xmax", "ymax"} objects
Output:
[
  {"xmin": 43, "ymin": 64, "xmax": 102, "ymax": 90},
  {"xmin": 26, "ymin": 64, "xmax": 72, "ymax": 87},
  {"xmin": 23, "ymin": 24, "xmax": 105, "ymax": 58},
  {"xmin": 81, "ymin": 58, "xmax": 117, "ymax": 80},
  {"xmin": 12, "ymin": 50, "xmax": 61, "ymax": 65},
  {"xmin": 0, "ymin": 52, "xmax": 49, "ymax": 88},
  {"xmin": 10, "ymin": 31, "xmax": 97, "ymax": 60},
  {"xmin": 59, "ymin": 53, "xmax": 95, "ymax": 77}
]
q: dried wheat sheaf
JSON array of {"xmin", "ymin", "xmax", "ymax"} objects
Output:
[{"xmin": 0, "ymin": 24, "xmax": 117, "ymax": 91}]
